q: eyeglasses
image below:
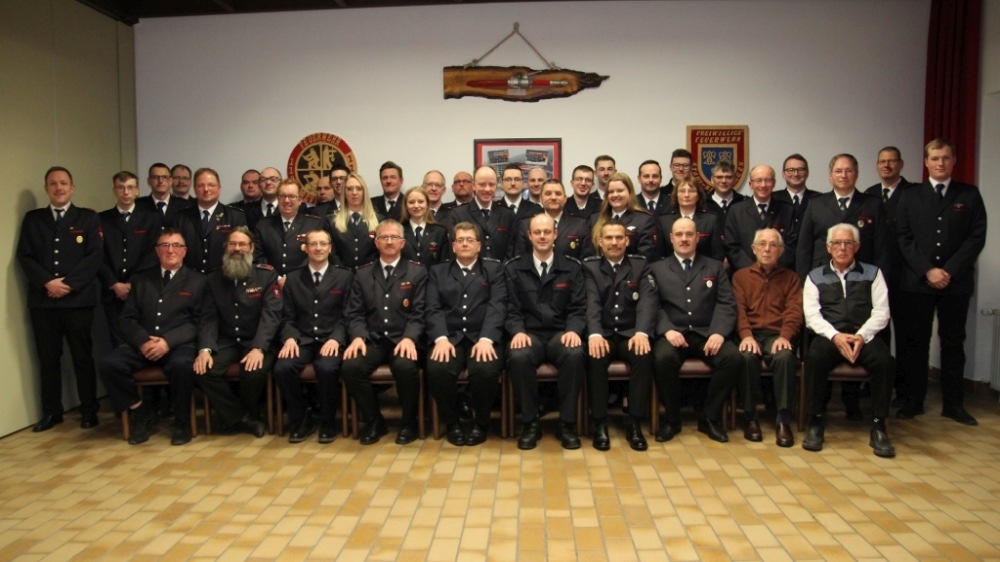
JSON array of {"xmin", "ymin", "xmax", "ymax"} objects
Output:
[
  {"xmin": 832, "ymin": 169, "xmax": 857, "ymax": 176},
  {"xmin": 149, "ymin": 175, "xmax": 170, "ymax": 182},
  {"xmin": 783, "ymin": 167, "xmax": 807, "ymax": 174},
  {"xmin": 155, "ymin": 242, "xmax": 186, "ymax": 249},
  {"xmin": 306, "ymin": 241, "xmax": 331, "ymax": 248},
  {"xmin": 278, "ymin": 195, "xmax": 300, "ymax": 201},
  {"xmin": 331, "ymin": 175, "xmax": 348, "ymax": 182},
  {"xmin": 749, "ymin": 178, "xmax": 775, "ymax": 185},
  {"xmin": 260, "ymin": 176, "xmax": 280, "ymax": 184},
  {"xmin": 172, "ymin": 175, "xmax": 190, "ymax": 182},
  {"xmin": 753, "ymin": 242, "xmax": 782, "ymax": 249},
  {"xmin": 453, "ymin": 179, "xmax": 473, "ymax": 185},
  {"xmin": 423, "ymin": 182, "xmax": 444, "ymax": 189},
  {"xmin": 376, "ymin": 235, "xmax": 403, "ymax": 242},
  {"xmin": 828, "ymin": 240, "xmax": 858, "ymax": 248},
  {"xmin": 226, "ymin": 241, "xmax": 251, "ymax": 248},
  {"xmin": 573, "ymin": 177, "xmax": 594, "ymax": 184},
  {"xmin": 454, "ymin": 237, "xmax": 479, "ymax": 244},
  {"xmin": 670, "ymin": 163, "xmax": 692, "ymax": 170}
]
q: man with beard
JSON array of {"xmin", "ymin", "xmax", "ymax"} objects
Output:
[
  {"xmin": 170, "ymin": 164, "xmax": 193, "ymax": 200},
  {"xmin": 193, "ymin": 227, "xmax": 282, "ymax": 438}
]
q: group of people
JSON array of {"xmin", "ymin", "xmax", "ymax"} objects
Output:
[{"xmin": 17, "ymin": 137, "xmax": 986, "ymax": 458}]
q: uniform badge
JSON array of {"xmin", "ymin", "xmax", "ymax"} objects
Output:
[
  {"xmin": 301, "ymin": 244, "xmax": 307, "ymax": 253},
  {"xmin": 76, "ymin": 235, "xmax": 83, "ymax": 243},
  {"xmin": 402, "ymin": 298, "xmax": 410, "ymax": 308},
  {"xmin": 706, "ymin": 280, "xmax": 713, "ymax": 288},
  {"xmin": 632, "ymin": 292, "xmax": 639, "ymax": 300},
  {"xmin": 570, "ymin": 240, "xmax": 577, "ymax": 249}
]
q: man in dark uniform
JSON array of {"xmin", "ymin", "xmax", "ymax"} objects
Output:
[
  {"xmin": 252, "ymin": 178, "xmax": 333, "ymax": 284},
  {"xmin": 497, "ymin": 166, "xmax": 543, "ymax": 222},
  {"xmin": 421, "ymin": 170, "xmax": 449, "ymax": 221},
  {"xmin": 517, "ymin": 179, "xmax": 593, "ymax": 260},
  {"xmin": 704, "ymin": 161, "xmax": 746, "ymax": 219},
  {"xmin": 444, "ymin": 166, "xmax": 517, "ymax": 261},
  {"xmin": 772, "ymin": 154, "xmax": 821, "ymax": 231},
  {"xmin": 170, "ymin": 164, "xmax": 193, "ymax": 200},
  {"xmin": 583, "ymin": 220, "xmax": 655, "ymax": 451},
  {"xmin": 99, "ymin": 170, "xmax": 161, "ymax": 347},
  {"xmin": 664, "ymin": 148, "xmax": 694, "ymax": 195},
  {"xmin": 245, "ymin": 167, "xmax": 282, "ymax": 231},
  {"xmin": 426, "ymin": 222, "xmax": 507, "ymax": 446},
  {"xmin": 342, "ymin": 219, "xmax": 427, "ymax": 445},
  {"xmin": 636, "ymin": 160, "xmax": 671, "ymax": 216},
  {"xmin": 173, "ymin": 167, "xmax": 248, "ymax": 275},
  {"xmin": 895, "ymin": 138, "xmax": 987, "ymax": 425},
  {"xmin": 506, "ymin": 213, "xmax": 587, "ymax": 450},
  {"xmin": 724, "ymin": 164, "xmax": 797, "ymax": 271},
  {"xmin": 17, "ymin": 166, "xmax": 104, "ymax": 431},
  {"xmin": 136, "ymin": 162, "xmax": 193, "ymax": 225},
  {"xmin": 371, "ymin": 161, "xmax": 404, "ymax": 220},
  {"xmin": 99, "ymin": 229, "xmax": 206, "ymax": 445},
  {"xmin": 231, "ymin": 169, "xmax": 261, "ymax": 210},
  {"xmin": 194, "ymin": 227, "xmax": 282, "ymax": 438},
  {"xmin": 648, "ymin": 218, "xmax": 741, "ymax": 443},
  {"xmin": 273, "ymin": 229, "xmax": 354, "ymax": 443},
  {"xmin": 441, "ymin": 171, "xmax": 474, "ymax": 215},
  {"xmin": 564, "ymin": 165, "xmax": 602, "ymax": 220}
]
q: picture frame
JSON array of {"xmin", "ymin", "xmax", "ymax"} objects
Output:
[{"xmin": 473, "ymin": 138, "xmax": 562, "ymax": 182}]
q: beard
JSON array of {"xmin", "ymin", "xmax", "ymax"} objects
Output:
[{"xmin": 222, "ymin": 251, "xmax": 253, "ymax": 281}]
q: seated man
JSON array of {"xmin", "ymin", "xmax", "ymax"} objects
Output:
[
  {"xmin": 341, "ymin": 219, "xmax": 427, "ymax": 445},
  {"xmin": 802, "ymin": 223, "xmax": 894, "ymax": 458},
  {"xmin": 194, "ymin": 227, "xmax": 282, "ymax": 438},
  {"xmin": 732, "ymin": 228, "xmax": 803, "ymax": 446},
  {"xmin": 583, "ymin": 220, "xmax": 655, "ymax": 451},
  {"xmin": 100, "ymin": 228, "xmax": 207, "ymax": 445},
  {"xmin": 505, "ymin": 213, "xmax": 587, "ymax": 450},
  {"xmin": 648, "ymin": 218, "xmax": 740, "ymax": 443},
  {"xmin": 273, "ymin": 228, "xmax": 354, "ymax": 443},
  {"xmin": 426, "ymin": 222, "xmax": 507, "ymax": 446}
]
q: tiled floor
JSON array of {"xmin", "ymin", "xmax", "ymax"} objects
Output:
[{"xmin": 2, "ymin": 389, "xmax": 1000, "ymax": 561}]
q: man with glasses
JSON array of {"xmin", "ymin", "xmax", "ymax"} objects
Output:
[
  {"xmin": 341, "ymin": 220, "xmax": 427, "ymax": 445},
  {"xmin": 232, "ymin": 169, "xmax": 261, "ymax": 211},
  {"xmin": 636, "ymin": 160, "xmax": 670, "ymax": 216},
  {"xmin": 497, "ymin": 166, "xmax": 542, "ymax": 222},
  {"xmin": 371, "ymin": 161, "xmax": 404, "ymax": 221},
  {"xmin": 724, "ymin": 165, "xmax": 796, "ymax": 271},
  {"xmin": 194, "ymin": 227, "xmax": 280, "ymax": 439},
  {"xmin": 704, "ymin": 161, "xmax": 746, "ymax": 220},
  {"xmin": 422, "ymin": 170, "xmax": 450, "ymax": 220},
  {"xmin": 137, "ymin": 162, "xmax": 193, "ymax": 224},
  {"xmin": 252, "ymin": 179, "xmax": 332, "ymax": 287},
  {"xmin": 564, "ymin": 165, "xmax": 602, "ymax": 220},
  {"xmin": 99, "ymin": 228, "xmax": 207, "ymax": 445},
  {"xmin": 801, "ymin": 223, "xmax": 894, "ymax": 457},
  {"xmin": 247, "ymin": 167, "xmax": 283, "ymax": 230},
  {"xmin": 773, "ymin": 154, "xmax": 820, "ymax": 230},
  {"xmin": 171, "ymin": 164, "xmax": 193, "ymax": 200},
  {"xmin": 426, "ymin": 222, "xmax": 507, "ymax": 446},
  {"xmin": 665, "ymin": 148, "xmax": 694, "ymax": 195},
  {"xmin": 443, "ymin": 166, "xmax": 517, "ymax": 261},
  {"xmin": 173, "ymin": 167, "xmax": 248, "ymax": 274},
  {"xmin": 443, "ymin": 171, "xmax": 475, "ymax": 214},
  {"xmin": 312, "ymin": 164, "xmax": 349, "ymax": 218}
]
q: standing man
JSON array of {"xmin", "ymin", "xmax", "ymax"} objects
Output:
[
  {"xmin": 704, "ymin": 161, "xmax": 746, "ymax": 219},
  {"xmin": 583, "ymin": 220, "xmax": 655, "ymax": 451},
  {"xmin": 426, "ymin": 222, "xmax": 507, "ymax": 446},
  {"xmin": 724, "ymin": 164, "xmax": 796, "ymax": 271},
  {"xmin": 371, "ymin": 161, "xmax": 404, "ymax": 220},
  {"xmin": 422, "ymin": 170, "xmax": 449, "ymax": 220},
  {"xmin": 636, "ymin": 160, "xmax": 670, "ymax": 215},
  {"xmin": 895, "ymin": 138, "xmax": 987, "ymax": 424},
  {"xmin": 443, "ymin": 166, "xmax": 517, "ymax": 261},
  {"xmin": 174, "ymin": 168, "xmax": 248, "ymax": 275},
  {"xmin": 194, "ymin": 227, "xmax": 281, "ymax": 438},
  {"xmin": 137, "ymin": 162, "xmax": 193, "ymax": 224},
  {"xmin": 506, "ymin": 213, "xmax": 587, "ymax": 450},
  {"xmin": 17, "ymin": 166, "xmax": 104, "ymax": 431},
  {"xmin": 593, "ymin": 155, "xmax": 617, "ymax": 200},
  {"xmin": 232, "ymin": 169, "xmax": 261, "ymax": 210},
  {"xmin": 247, "ymin": 167, "xmax": 282, "ymax": 230},
  {"xmin": 497, "ymin": 166, "xmax": 542, "ymax": 222},
  {"xmin": 665, "ymin": 149, "xmax": 694, "ymax": 195},
  {"xmin": 443, "ymin": 170, "xmax": 475, "ymax": 214},
  {"xmin": 564, "ymin": 165, "xmax": 602, "ymax": 219},
  {"xmin": 732, "ymin": 228, "xmax": 802, "ymax": 446},
  {"xmin": 99, "ymin": 171, "xmax": 161, "ymax": 347},
  {"xmin": 648, "ymin": 218, "xmax": 740, "ymax": 443},
  {"xmin": 772, "ymin": 154, "xmax": 820, "ymax": 231},
  {"xmin": 273, "ymin": 229, "xmax": 354, "ymax": 443},
  {"xmin": 252, "ymin": 178, "xmax": 332, "ymax": 284},
  {"xmin": 341, "ymin": 220, "xmax": 427, "ymax": 445},
  {"xmin": 526, "ymin": 167, "xmax": 548, "ymax": 205},
  {"xmin": 170, "ymin": 164, "xmax": 193, "ymax": 200},
  {"xmin": 801, "ymin": 224, "xmax": 894, "ymax": 457},
  {"xmin": 99, "ymin": 228, "xmax": 206, "ymax": 445},
  {"xmin": 518, "ymin": 179, "xmax": 593, "ymax": 260}
]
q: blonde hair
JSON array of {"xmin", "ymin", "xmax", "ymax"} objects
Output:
[
  {"xmin": 399, "ymin": 186, "xmax": 437, "ymax": 225},
  {"xmin": 591, "ymin": 172, "xmax": 644, "ymax": 250},
  {"xmin": 332, "ymin": 172, "xmax": 380, "ymax": 232}
]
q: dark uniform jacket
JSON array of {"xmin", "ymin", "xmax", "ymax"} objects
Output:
[
  {"xmin": 346, "ymin": 259, "xmax": 427, "ymax": 345},
  {"xmin": 795, "ymin": 190, "xmax": 889, "ymax": 279},
  {"xmin": 173, "ymin": 203, "xmax": 248, "ymax": 274},
  {"xmin": 445, "ymin": 203, "xmax": 517, "ymax": 262},
  {"xmin": 370, "ymin": 195, "xmax": 403, "ymax": 221},
  {"xmin": 637, "ymin": 194, "xmax": 671, "ymax": 216},
  {"xmin": 329, "ymin": 212, "xmax": 384, "ymax": 270},
  {"xmin": 504, "ymin": 253, "xmax": 586, "ymax": 337},
  {"xmin": 864, "ymin": 178, "xmax": 913, "ymax": 287},
  {"xmin": 119, "ymin": 265, "xmax": 206, "ymax": 350},
  {"xmin": 98, "ymin": 206, "xmax": 161, "ymax": 299},
  {"xmin": 564, "ymin": 195, "xmax": 602, "ymax": 220},
  {"xmin": 496, "ymin": 198, "xmax": 543, "ymax": 223},
  {"xmin": 583, "ymin": 255, "xmax": 657, "ymax": 338},
  {"xmin": 516, "ymin": 214, "xmax": 593, "ymax": 261},
  {"xmin": 136, "ymin": 194, "xmax": 194, "ymax": 226},
  {"xmin": 199, "ymin": 264, "xmax": 282, "ymax": 352},
  {"xmin": 723, "ymin": 197, "xmax": 797, "ymax": 270},
  {"xmin": 426, "ymin": 258, "xmax": 507, "ymax": 345},
  {"xmin": 252, "ymin": 211, "xmax": 334, "ymax": 276},
  {"xmin": 657, "ymin": 210, "xmax": 724, "ymax": 261},
  {"xmin": 279, "ymin": 263, "xmax": 354, "ymax": 346},
  {"xmin": 588, "ymin": 209, "xmax": 663, "ymax": 261},
  {"xmin": 704, "ymin": 192, "xmax": 746, "ymax": 222},
  {"xmin": 772, "ymin": 188, "xmax": 821, "ymax": 230},
  {"xmin": 896, "ymin": 180, "xmax": 987, "ymax": 295},
  {"xmin": 648, "ymin": 254, "xmax": 736, "ymax": 338},
  {"xmin": 401, "ymin": 221, "xmax": 452, "ymax": 266},
  {"xmin": 17, "ymin": 204, "xmax": 104, "ymax": 309}
]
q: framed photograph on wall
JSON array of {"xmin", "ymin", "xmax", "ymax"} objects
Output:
[{"xmin": 473, "ymin": 138, "xmax": 562, "ymax": 182}]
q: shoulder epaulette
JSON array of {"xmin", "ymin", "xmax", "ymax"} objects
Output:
[
  {"xmin": 505, "ymin": 255, "xmax": 522, "ymax": 265},
  {"xmin": 356, "ymin": 261, "xmax": 375, "ymax": 269},
  {"xmin": 332, "ymin": 263, "xmax": 352, "ymax": 271},
  {"xmin": 627, "ymin": 254, "xmax": 646, "ymax": 261},
  {"xmin": 482, "ymin": 256, "xmax": 502, "ymax": 263},
  {"xmin": 583, "ymin": 256, "xmax": 601, "ymax": 262},
  {"xmin": 564, "ymin": 255, "xmax": 582, "ymax": 265},
  {"xmin": 255, "ymin": 263, "xmax": 275, "ymax": 271}
]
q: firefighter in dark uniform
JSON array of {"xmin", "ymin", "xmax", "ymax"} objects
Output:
[
  {"xmin": 400, "ymin": 186, "xmax": 452, "ymax": 266},
  {"xmin": 173, "ymin": 167, "xmax": 248, "ymax": 274},
  {"xmin": 517, "ymin": 179, "xmax": 594, "ymax": 260},
  {"xmin": 252, "ymin": 178, "xmax": 335, "ymax": 280},
  {"xmin": 329, "ymin": 173, "xmax": 384, "ymax": 271},
  {"xmin": 588, "ymin": 173, "xmax": 663, "ymax": 261},
  {"xmin": 442, "ymin": 166, "xmax": 517, "ymax": 261}
]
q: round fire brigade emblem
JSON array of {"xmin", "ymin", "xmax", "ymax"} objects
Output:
[{"xmin": 287, "ymin": 132, "xmax": 358, "ymax": 198}]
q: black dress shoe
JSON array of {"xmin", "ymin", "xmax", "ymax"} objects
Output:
[
  {"xmin": 359, "ymin": 417, "xmax": 387, "ymax": 445},
  {"xmin": 896, "ymin": 407, "xmax": 925, "ymax": 420},
  {"xmin": 743, "ymin": 418, "xmax": 763, "ymax": 442},
  {"xmin": 128, "ymin": 423, "xmax": 152, "ymax": 445},
  {"xmin": 465, "ymin": 424, "xmax": 488, "ymax": 446},
  {"xmin": 395, "ymin": 425, "xmax": 418, "ymax": 445},
  {"xmin": 698, "ymin": 419, "xmax": 729, "ymax": 443},
  {"xmin": 592, "ymin": 423, "xmax": 611, "ymax": 451},
  {"xmin": 869, "ymin": 428, "xmax": 896, "ymax": 458},
  {"xmin": 654, "ymin": 421, "xmax": 681, "ymax": 442},
  {"xmin": 802, "ymin": 424, "xmax": 824, "ymax": 452},
  {"xmin": 242, "ymin": 415, "xmax": 266, "ymax": 438},
  {"xmin": 32, "ymin": 414, "xmax": 64, "ymax": 432},
  {"xmin": 80, "ymin": 413, "xmax": 99, "ymax": 429},
  {"xmin": 289, "ymin": 414, "xmax": 317, "ymax": 444},
  {"xmin": 775, "ymin": 421, "xmax": 794, "ymax": 448},
  {"xmin": 625, "ymin": 423, "xmax": 648, "ymax": 451},
  {"xmin": 318, "ymin": 425, "xmax": 337, "ymax": 444},
  {"xmin": 517, "ymin": 420, "xmax": 542, "ymax": 450},
  {"xmin": 558, "ymin": 423, "xmax": 581, "ymax": 450},
  {"xmin": 171, "ymin": 425, "xmax": 192, "ymax": 446},
  {"xmin": 446, "ymin": 424, "xmax": 466, "ymax": 447},
  {"xmin": 942, "ymin": 408, "xmax": 978, "ymax": 426}
]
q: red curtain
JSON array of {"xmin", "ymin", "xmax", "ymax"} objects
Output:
[{"xmin": 924, "ymin": 0, "xmax": 982, "ymax": 183}]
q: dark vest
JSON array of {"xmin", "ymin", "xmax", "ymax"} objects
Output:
[{"xmin": 808, "ymin": 262, "xmax": 877, "ymax": 334}]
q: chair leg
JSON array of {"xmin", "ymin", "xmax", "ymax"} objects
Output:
[
  {"xmin": 189, "ymin": 393, "xmax": 198, "ymax": 437},
  {"xmin": 797, "ymin": 371, "xmax": 807, "ymax": 432},
  {"xmin": 431, "ymin": 396, "xmax": 441, "ymax": 440},
  {"xmin": 266, "ymin": 372, "xmax": 275, "ymax": 435},
  {"xmin": 649, "ymin": 380, "xmax": 659, "ymax": 435},
  {"xmin": 122, "ymin": 410, "xmax": 131, "ymax": 441},
  {"xmin": 203, "ymin": 391, "xmax": 212, "ymax": 435},
  {"xmin": 341, "ymin": 383, "xmax": 350, "ymax": 438},
  {"xmin": 417, "ymin": 370, "xmax": 426, "ymax": 439}
]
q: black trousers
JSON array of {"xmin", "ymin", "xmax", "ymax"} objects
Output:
[
  {"xmin": 29, "ymin": 307, "xmax": 99, "ymax": 417},
  {"xmin": 805, "ymin": 336, "xmax": 892, "ymax": 420},
  {"xmin": 340, "ymin": 342, "xmax": 420, "ymax": 426},
  {"xmin": 507, "ymin": 332, "xmax": 585, "ymax": 424},
  {"xmin": 102, "ymin": 298, "xmax": 127, "ymax": 348},
  {"xmin": 99, "ymin": 343, "xmax": 196, "ymax": 422},
  {"xmin": 273, "ymin": 342, "xmax": 342, "ymax": 427},
  {"xmin": 587, "ymin": 334, "xmax": 652, "ymax": 421},
  {"xmin": 653, "ymin": 332, "xmax": 740, "ymax": 424},
  {"xmin": 196, "ymin": 344, "xmax": 273, "ymax": 427},
  {"xmin": 895, "ymin": 291, "xmax": 972, "ymax": 411},
  {"xmin": 426, "ymin": 340, "xmax": 503, "ymax": 427},
  {"xmin": 739, "ymin": 330, "xmax": 799, "ymax": 413}
]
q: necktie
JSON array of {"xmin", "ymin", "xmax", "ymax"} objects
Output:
[
  {"xmin": 540, "ymin": 261, "xmax": 548, "ymax": 279},
  {"xmin": 882, "ymin": 188, "xmax": 890, "ymax": 203},
  {"xmin": 162, "ymin": 269, "xmax": 172, "ymax": 285},
  {"xmin": 313, "ymin": 271, "xmax": 321, "ymax": 287},
  {"xmin": 721, "ymin": 200, "xmax": 728, "ymax": 211},
  {"xmin": 156, "ymin": 201, "xmax": 166, "ymax": 216},
  {"xmin": 201, "ymin": 210, "xmax": 210, "ymax": 231},
  {"xmin": 613, "ymin": 214, "xmax": 621, "ymax": 221},
  {"xmin": 612, "ymin": 263, "xmax": 620, "ymax": 279},
  {"xmin": 266, "ymin": 203, "xmax": 274, "ymax": 217},
  {"xmin": 387, "ymin": 200, "xmax": 395, "ymax": 214},
  {"xmin": 431, "ymin": 209, "xmax": 437, "ymax": 219},
  {"xmin": 352, "ymin": 212, "xmax": 361, "ymax": 226},
  {"xmin": 935, "ymin": 183, "xmax": 945, "ymax": 201},
  {"xmin": 54, "ymin": 208, "xmax": 64, "ymax": 223},
  {"xmin": 122, "ymin": 211, "xmax": 131, "ymax": 222},
  {"xmin": 461, "ymin": 267, "xmax": 470, "ymax": 277},
  {"xmin": 481, "ymin": 208, "xmax": 490, "ymax": 221},
  {"xmin": 792, "ymin": 194, "xmax": 800, "ymax": 208},
  {"xmin": 758, "ymin": 203, "xmax": 767, "ymax": 218},
  {"xmin": 384, "ymin": 265, "xmax": 393, "ymax": 280},
  {"xmin": 647, "ymin": 200, "xmax": 656, "ymax": 212},
  {"xmin": 414, "ymin": 226, "xmax": 423, "ymax": 242},
  {"xmin": 510, "ymin": 204, "xmax": 517, "ymax": 215},
  {"xmin": 553, "ymin": 219, "xmax": 559, "ymax": 230},
  {"xmin": 683, "ymin": 258, "xmax": 692, "ymax": 277},
  {"xmin": 284, "ymin": 220, "xmax": 291, "ymax": 232},
  {"xmin": 838, "ymin": 197, "xmax": 849, "ymax": 211}
]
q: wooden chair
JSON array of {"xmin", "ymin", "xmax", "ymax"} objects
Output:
[
  {"xmin": 647, "ymin": 358, "xmax": 738, "ymax": 431},
  {"xmin": 796, "ymin": 332, "xmax": 872, "ymax": 431},
  {"xmin": 121, "ymin": 366, "xmax": 197, "ymax": 441},
  {"xmin": 341, "ymin": 365, "xmax": 426, "ymax": 439}
]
